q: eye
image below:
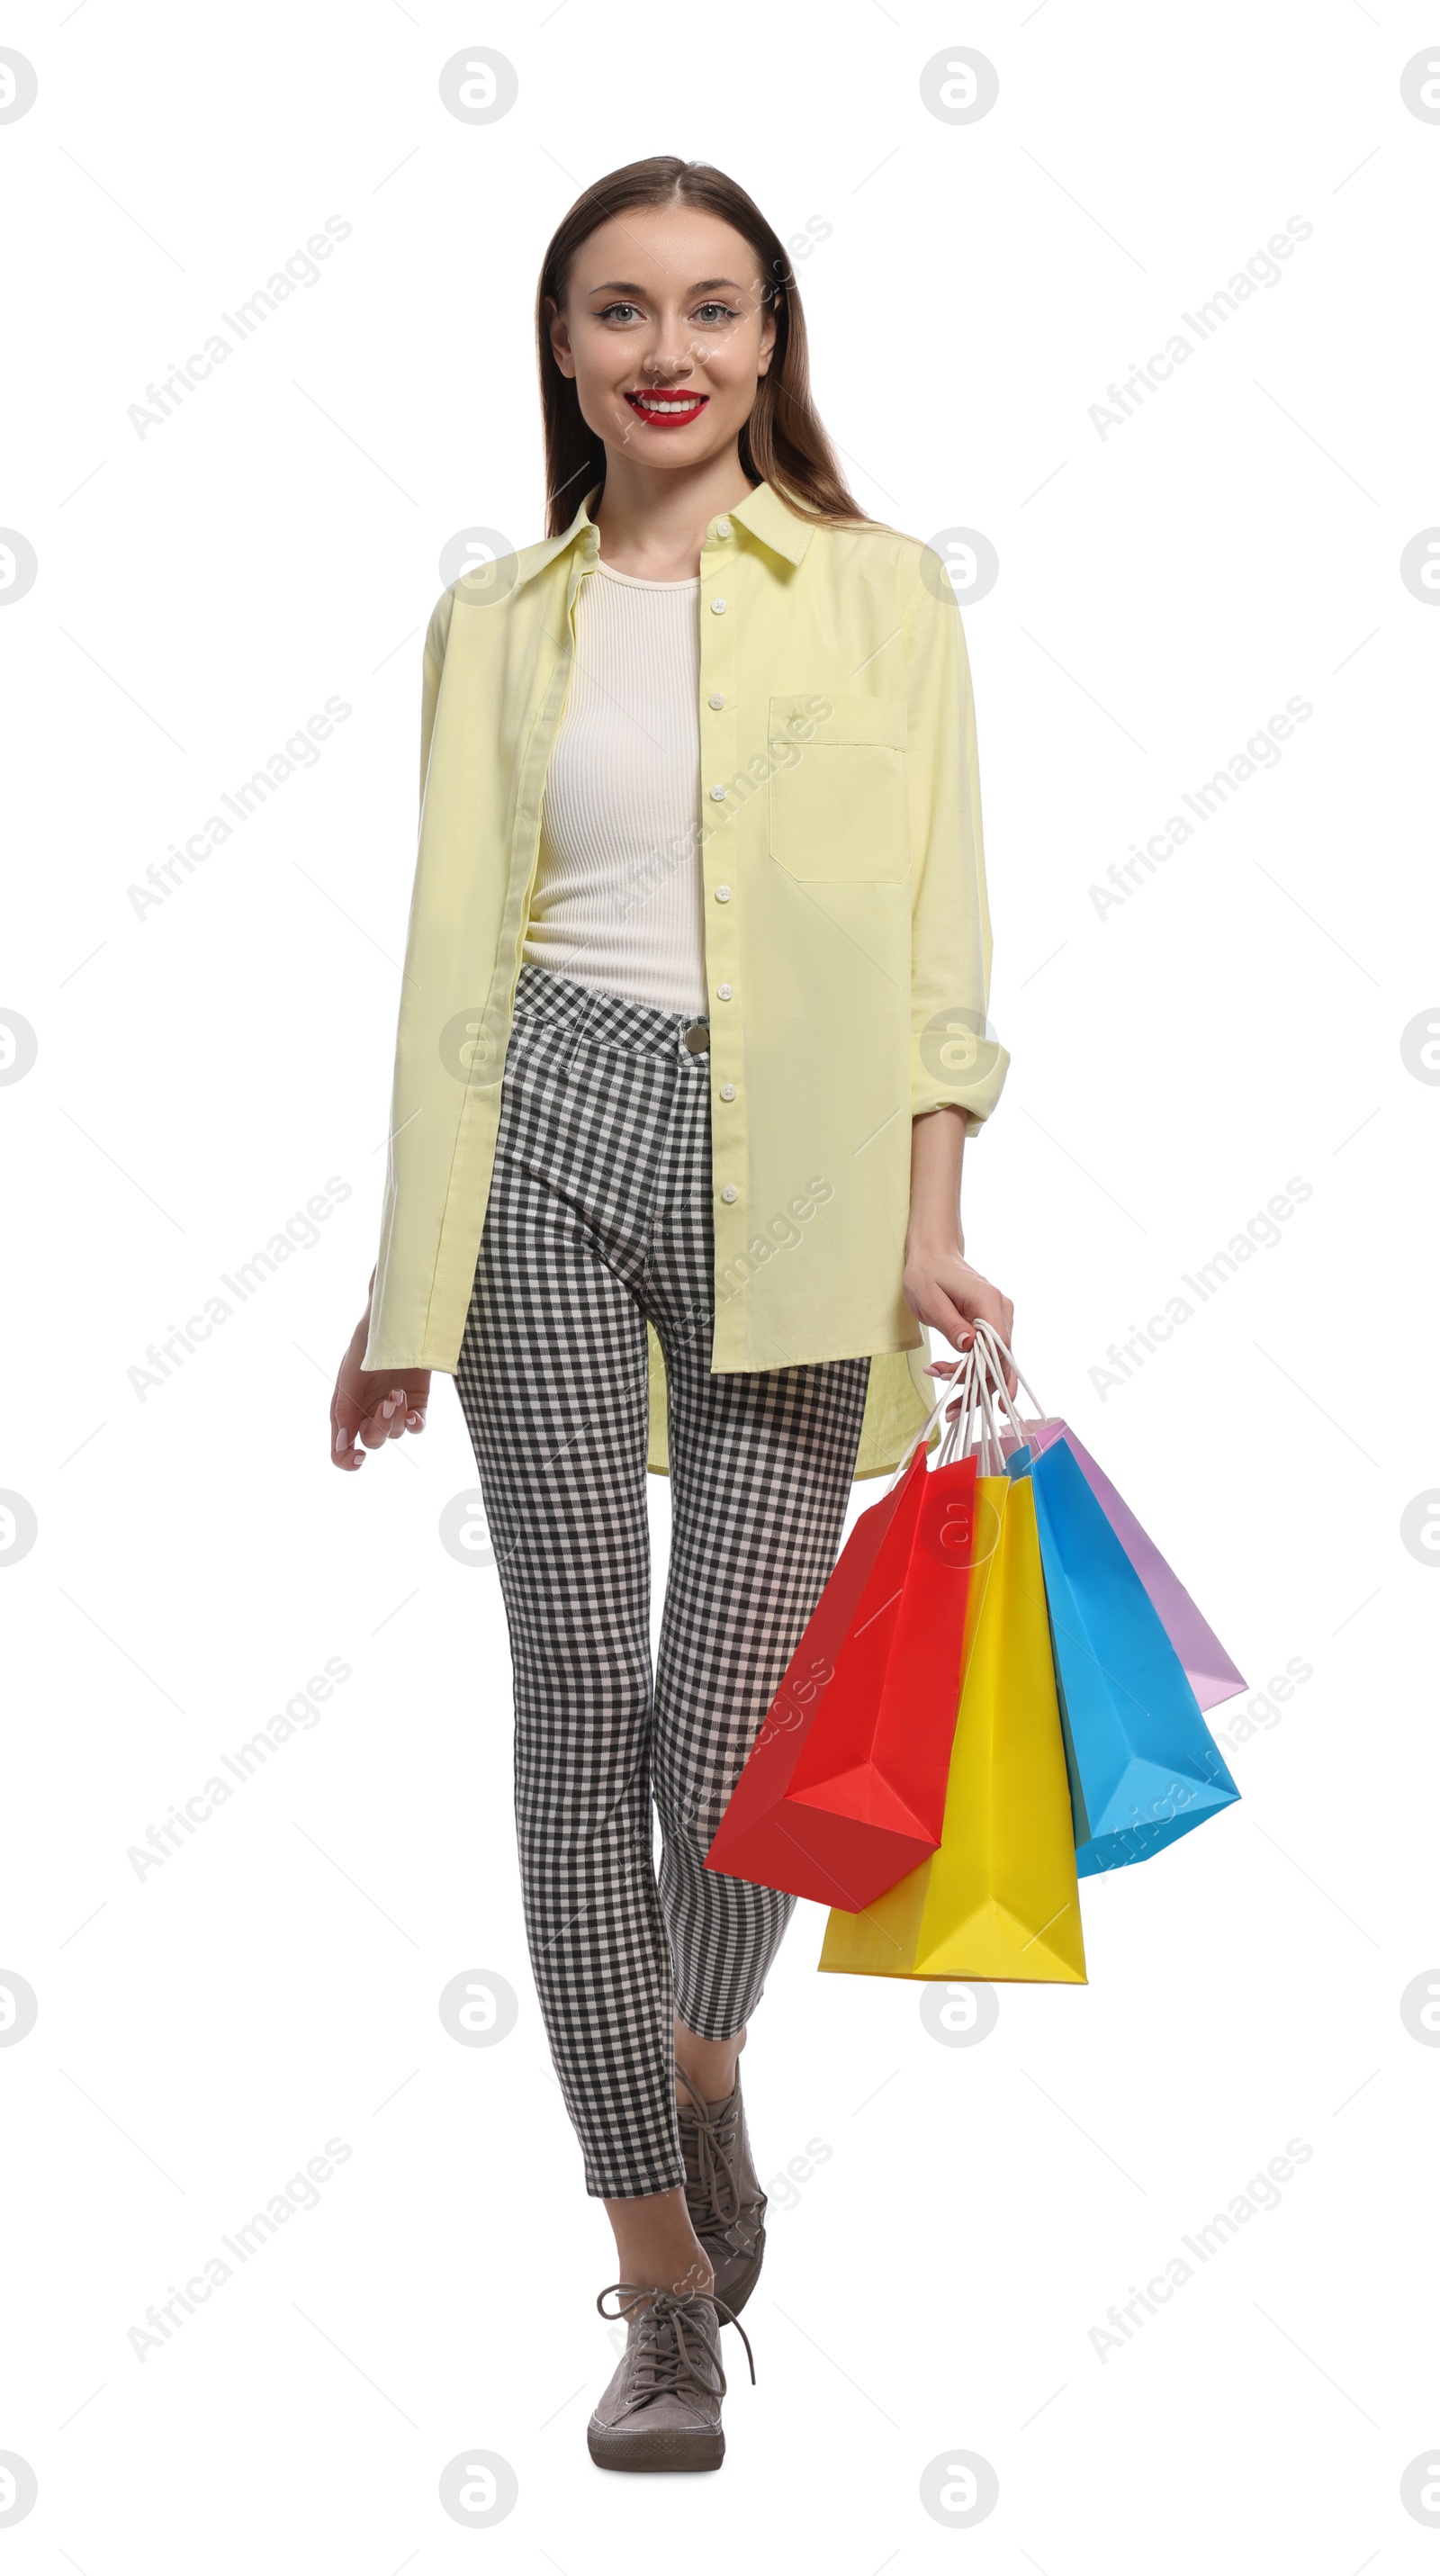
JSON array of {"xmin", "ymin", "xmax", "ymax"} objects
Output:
[
  {"xmin": 597, "ymin": 302, "xmax": 641, "ymax": 324},
  {"xmin": 695, "ymin": 302, "xmax": 740, "ymax": 325}
]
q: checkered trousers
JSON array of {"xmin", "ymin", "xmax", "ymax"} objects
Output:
[{"xmin": 455, "ymin": 962, "xmax": 871, "ymax": 2200}]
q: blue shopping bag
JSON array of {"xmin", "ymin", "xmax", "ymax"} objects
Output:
[{"xmin": 1006, "ymin": 1434, "xmax": 1240, "ymax": 1876}]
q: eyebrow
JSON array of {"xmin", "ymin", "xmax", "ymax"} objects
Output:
[{"xmin": 585, "ymin": 277, "xmax": 747, "ymax": 297}]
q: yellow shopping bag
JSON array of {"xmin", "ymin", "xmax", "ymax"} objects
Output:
[{"xmin": 818, "ymin": 1473, "xmax": 1086, "ymax": 1984}]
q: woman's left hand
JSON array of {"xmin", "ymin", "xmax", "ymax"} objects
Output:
[{"xmin": 902, "ymin": 1239, "xmax": 1016, "ymax": 1395}]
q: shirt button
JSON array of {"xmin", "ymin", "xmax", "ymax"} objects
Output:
[
  {"xmin": 719, "ymin": 1082, "xmax": 736, "ymax": 1101},
  {"xmin": 720, "ymin": 1184, "xmax": 738, "ymax": 1203},
  {"xmin": 708, "ymin": 692, "xmax": 724, "ymax": 710},
  {"xmin": 715, "ymin": 884, "xmax": 732, "ymax": 903},
  {"xmin": 716, "ymin": 983, "xmax": 733, "ymax": 999},
  {"xmin": 711, "ymin": 597, "xmax": 727, "ymax": 615},
  {"xmin": 709, "ymin": 783, "xmax": 726, "ymax": 802},
  {"xmin": 716, "ymin": 516, "xmax": 733, "ymax": 538}
]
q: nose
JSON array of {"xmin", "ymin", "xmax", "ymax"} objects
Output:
[{"xmin": 635, "ymin": 322, "xmax": 698, "ymax": 384}]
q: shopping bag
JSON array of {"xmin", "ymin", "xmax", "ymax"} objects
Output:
[
  {"xmin": 705, "ymin": 1424, "xmax": 977, "ymax": 1913},
  {"xmin": 817, "ymin": 1470, "xmax": 1087, "ymax": 1984},
  {"xmin": 1011, "ymin": 1430, "xmax": 1240, "ymax": 1877},
  {"xmin": 998, "ymin": 1416, "xmax": 1245, "ymax": 1713}
]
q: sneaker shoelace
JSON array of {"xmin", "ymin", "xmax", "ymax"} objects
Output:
[
  {"xmin": 675, "ymin": 2076, "xmax": 745, "ymax": 2232},
  {"xmin": 596, "ymin": 2283, "xmax": 756, "ymax": 2409}
]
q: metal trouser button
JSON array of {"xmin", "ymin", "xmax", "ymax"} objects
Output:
[{"xmin": 682, "ymin": 1021, "xmax": 710, "ymax": 1053}]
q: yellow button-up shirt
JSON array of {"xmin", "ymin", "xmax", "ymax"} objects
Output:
[{"xmin": 364, "ymin": 476, "xmax": 1009, "ymax": 1480}]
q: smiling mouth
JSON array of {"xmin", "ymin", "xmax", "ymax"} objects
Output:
[{"xmin": 625, "ymin": 390, "xmax": 710, "ymax": 423}]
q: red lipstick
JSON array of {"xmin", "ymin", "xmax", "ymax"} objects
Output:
[{"xmin": 624, "ymin": 390, "xmax": 710, "ymax": 429}]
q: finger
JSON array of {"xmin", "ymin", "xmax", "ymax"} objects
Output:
[
  {"xmin": 358, "ymin": 1391, "xmax": 405, "ymax": 1449},
  {"xmin": 332, "ymin": 1395, "xmax": 365, "ymax": 1468},
  {"xmin": 390, "ymin": 1392, "xmax": 428, "ymax": 1438},
  {"xmin": 928, "ymin": 1293, "xmax": 976, "ymax": 1356},
  {"xmin": 332, "ymin": 1404, "xmax": 366, "ymax": 1470}
]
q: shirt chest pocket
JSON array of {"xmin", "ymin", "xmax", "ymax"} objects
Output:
[{"xmin": 767, "ymin": 694, "xmax": 910, "ymax": 883}]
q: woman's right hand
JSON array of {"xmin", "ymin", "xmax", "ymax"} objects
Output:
[{"xmin": 330, "ymin": 1282, "xmax": 431, "ymax": 1471}]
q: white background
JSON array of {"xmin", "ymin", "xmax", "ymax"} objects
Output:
[{"xmin": 4, "ymin": 0, "xmax": 1438, "ymax": 2564}]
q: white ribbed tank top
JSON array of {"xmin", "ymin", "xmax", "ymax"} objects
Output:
[{"xmin": 520, "ymin": 557, "xmax": 706, "ymax": 1014}]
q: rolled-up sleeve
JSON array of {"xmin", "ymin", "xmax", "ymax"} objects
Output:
[{"xmin": 904, "ymin": 551, "xmax": 1010, "ymax": 1133}]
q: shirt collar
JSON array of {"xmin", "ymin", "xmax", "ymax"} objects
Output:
[
  {"xmin": 725, "ymin": 478, "xmax": 815, "ymax": 565},
  {"xmin": 510, "ymin": 473, "xmax": 815, "ymax": 590}
]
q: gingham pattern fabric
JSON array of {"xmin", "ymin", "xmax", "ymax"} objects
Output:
[{"xmin": 455, "ymin": 962, "xmax": 871, "ymax": 2199}]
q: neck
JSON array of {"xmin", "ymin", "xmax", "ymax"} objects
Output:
[{"xmin": 591, "ymin": 450, "xmax": 759, "ymax": 581}]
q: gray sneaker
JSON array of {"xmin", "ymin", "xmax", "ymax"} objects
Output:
[
  {"xmin": 676, "ymin": 2067, "xmax": 768, "ymax": 2318},
  {"xmin": 588, "ymin": 2282, "xmax": 754, "ymax": 2472}
]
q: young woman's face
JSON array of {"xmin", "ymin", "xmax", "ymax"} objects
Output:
[{"xmin": 548, "ymin": 203, "xmax": 779, "ymax": 471}]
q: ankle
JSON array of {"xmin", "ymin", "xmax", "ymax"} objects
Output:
[
  {"xmin": 675, "ymin": 2064, "xmax": 738, "ymax": 2111},
  {"xmin": 603, "ymin": 2183, "xmax": 714, "ymax": 2301},
  {"xmin": 616, "ymin": 2251, "xmax": 716, "ymax": 2302},
  {"xmin": 671, "ymin": 2251, "xmax": 716, "ymax": 2300},
  {"xmin": 673, "ymin": 2022, "xmax": 746, "ymax": 2109},
  {"xmin": 674, "ymin": 2040, "xmax": 742, "ymax": 2102}
]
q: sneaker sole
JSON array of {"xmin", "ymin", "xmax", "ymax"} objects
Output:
[{"xmin": 587, "ymin": 2423, "xmax": 724, "ymax": 2472}]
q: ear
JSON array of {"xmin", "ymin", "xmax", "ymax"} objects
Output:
[{"xmin": 544, "ymin": 293, "xmax": 574, "ymax": 379}]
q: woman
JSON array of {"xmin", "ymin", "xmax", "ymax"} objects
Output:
[{"xmin": 329, "ymin": 156, "xmax": 1014, "ymax": 2472}]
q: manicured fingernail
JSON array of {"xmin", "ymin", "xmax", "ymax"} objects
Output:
[{"xmin": 334, "ymin": 1428, "xmax": 347, "ymax": 1453}]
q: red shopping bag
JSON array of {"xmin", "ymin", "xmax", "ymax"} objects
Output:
[{"xmin": 705, "ymin": 1437, "xmax": 977, "ymax": 1911}]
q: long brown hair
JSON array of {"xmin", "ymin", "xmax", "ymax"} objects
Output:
[{"xmin": 536, "ymin": 157, "xmax": 870, "ymax": 538}]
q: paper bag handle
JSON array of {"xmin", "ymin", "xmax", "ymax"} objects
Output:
[
  {"xmin": 968, "ymin": 1320, "xmax": 1054, "ymax": 1461},
  {"xmin": 940, "ymin": 1344, "xmax": 1009, "ymax": 1473}
]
